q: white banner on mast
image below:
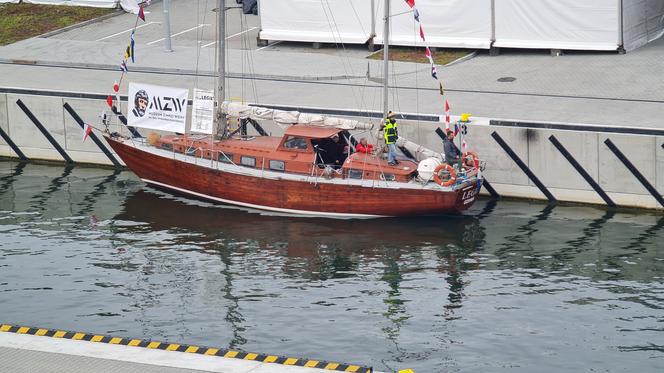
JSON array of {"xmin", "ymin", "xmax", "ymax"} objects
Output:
[
  {"xmin": 191, "ymin": 88, "xmax": 214, "ymax": 135},
  {"xmin": 128, "ymin": 82, "xmax": 189, "ymax": 133}
]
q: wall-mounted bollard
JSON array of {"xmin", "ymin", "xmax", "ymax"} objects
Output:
[
  {"xmin": 0, "ymin": 126, "xmax": 28, "ymax": 161},
  {"xmin": 548, "ymin": 135, "xmax": 615, "ymax": 207},
  {"xmin": 435, "ymin": 127, "xmax": 500, "ymax": 199},
  {"xmin": 491, "ymin": 131, "xmax": 556, "ymax": 204},
  {"xmin": 16, "ymin": 99, "xmax": 73, "ymax": 164},
  {"xmin": 604, "ymin": 138, "xmax": 664, "ymax": 208},
  {"xmin": 63, "ymin": 103, "xmax": 122, "ymax": 168}
]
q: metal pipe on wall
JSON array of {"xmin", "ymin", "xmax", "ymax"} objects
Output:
[
  {"xmin": 163, "ymin": 0, "xmax": 173, "ymax": 52},
  {"xmin": 618, "ymin": 0, "xmax": 625, "ymax": 52}
]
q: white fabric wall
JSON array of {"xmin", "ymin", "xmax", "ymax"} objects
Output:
[
  {"xmin": 374, "ymin": 0, "xmax": 492, "ymax": 49},
  {"xmin": 259, "ymin": 0, "xmax": 373, "ymax": 44},
  {"xmin": 22, "ymin": 0, "xmax": 118, "ymax": 7},
  {"xmin": 623, "ymin": 0, "xmax": 664, "ymax": 51},
  {"xmin": 494, "ymin": 0, "xmax": 619, "ymax": 51}
]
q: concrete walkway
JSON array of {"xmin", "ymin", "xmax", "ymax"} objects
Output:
[
  {"xmin": 1, "ymin": 0, "xmax": 663, "ymax": 128},
  {"xmin": 0, "ymin": 332, "xmax": 375, "ymax": 373}
]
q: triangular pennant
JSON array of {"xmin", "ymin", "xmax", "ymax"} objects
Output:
[
  {"xmin": 130, "ymin": 32, "xmax": 135, "ymax": 63},
  {"xmin": 83, "ymin": 123, "xmax": 92, "ymax": 142},
  {"xmin": 138, "ymin": 6, "xmax": 146, "ymax": 22}
]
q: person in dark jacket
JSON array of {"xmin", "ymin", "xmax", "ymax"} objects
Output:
[{"xmin": 443, "ymin": 129, "xmax": 460, "ymax": 165}]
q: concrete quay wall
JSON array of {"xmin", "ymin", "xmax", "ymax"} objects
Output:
[{"xmin": 1, "ymin": 90, "xmax": 662, "ymax": 210}]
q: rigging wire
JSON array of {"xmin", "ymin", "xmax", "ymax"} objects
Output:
[{"xmin": 319, "ymin": 0, "xmax": 371, "ymax": 118}]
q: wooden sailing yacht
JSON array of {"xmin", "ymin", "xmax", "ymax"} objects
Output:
[{"xmin": 104, "ymin": 0, "xmax": 483, "ymax": 217}]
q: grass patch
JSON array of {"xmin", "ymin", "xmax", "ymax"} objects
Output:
[
  {"xmin": 0, "ymin": 3, "xmax": 115, "ymax": 46},
  {"xmin": 368, "ymin": 47, "xmax": 471, "ymax": 65}
]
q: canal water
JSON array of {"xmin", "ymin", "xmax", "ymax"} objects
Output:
[{"xmin": 0, "ymin": 161, "xmax": 662, "ymax": 372}]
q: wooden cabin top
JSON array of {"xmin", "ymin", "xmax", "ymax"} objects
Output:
[{"xmin": 153, "ymin": 126, "xmax": 418, "ymax": 182}]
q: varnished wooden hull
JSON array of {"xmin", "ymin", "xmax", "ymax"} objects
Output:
[{"xmin": 107, "ymin": 138, "xmax": 480, "ymax": 217}]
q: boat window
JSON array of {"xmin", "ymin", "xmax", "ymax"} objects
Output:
[
  {"xmin": 218, "ymin": 153, "xmax": 234, "ymax": 163},
  {"xmin": 380, "ymin": 173, "xmax": 396, "ymax": 181},
  {"xmin": 240, "ymin": 156, "xmax": 256, "ymax": 167},
  {"xmin": 283, "ymin": 136, "xmax": 308, "ymax": 150},
  {"xmin": 347, "ymin": 169, "xmax": 363, "ymax": 179},
  {"xmin": 269, "ymin": 160, "xmax": 285, "ymax": 171},
  {"xmin": 160, "ymin": 143, "xmax": 173, "ymax": 151}
]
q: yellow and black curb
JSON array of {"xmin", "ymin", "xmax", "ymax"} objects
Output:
[{"xmin": 0, "ymin": 324, "xmax": 372, "ymax": 373}]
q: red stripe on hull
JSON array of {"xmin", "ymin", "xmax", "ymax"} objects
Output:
[{"xmin": 107, "ymin": 138, "xmax": 478, "ymax": 216}]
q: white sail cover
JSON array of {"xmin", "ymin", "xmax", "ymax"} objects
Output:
[
  {"xmin": 222, "ymin": 102, "xmax": 376, "ymax": 130},
  {"xmin": 396, "ymin": 137, "xmax": 442, "ymax": 162}
]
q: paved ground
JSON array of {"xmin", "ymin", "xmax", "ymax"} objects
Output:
[
  {"xmin": 0, "ymin": 347, "xmax": 212, "ymax": 373},
  {"xmin": 0, "ymin": 0, "xmax": 663, "ymax": 128},
  {"xmin": 0, "ymin": 332, "xmax": 365, "ymax": 373}
]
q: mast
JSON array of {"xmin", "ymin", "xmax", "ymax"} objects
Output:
[
  {"xmin": 214, "ymin": 0, "xmax": 227, "ymax": 139},
  {"xmin": 382, "ymin": 0, "xmax": 390, "ymax": 120}
]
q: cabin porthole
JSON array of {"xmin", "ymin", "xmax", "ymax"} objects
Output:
[
  {"xmin": 348, "ymin": 169, "xmax": 363, "ymax": 179},
  {"xmin": 380, "ymin": 173, "xmax": 396, "ymax": 181},
  {"xmin": 269, "ymin": 160, "xmax": 285, "ymax": 171},
  {"xmin": 240, "ymin": 156, "xmax": 256, "ymax": 167},
  {"xmin": 218, "ymin": 153, "xmax": 234, "ymax": 163}
]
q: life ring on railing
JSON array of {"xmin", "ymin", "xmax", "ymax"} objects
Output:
[
  {"xmin": 433, "ymin": 164, "xmax": 457, "ymax": 187},
  {"xmin": 463, "ymin": 151, "xmax": 480, "ymax": 169}
]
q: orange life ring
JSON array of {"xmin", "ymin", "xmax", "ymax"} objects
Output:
[
  {"xmin": 463, "ymin": 151, "xmax": 479, "ymax": 168},
  {"xmin": 433, "ymin": 164, "xmax": 457, "ymax": 187}
]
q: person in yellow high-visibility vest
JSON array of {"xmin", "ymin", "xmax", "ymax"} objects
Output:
[{"xmin": 381, "ymin": 111, "xmax": 399, "ymax": 165}]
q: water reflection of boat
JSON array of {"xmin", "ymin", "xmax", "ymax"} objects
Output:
[{"xmin": 117, "ymin": 188, "xmax": 483, "ymax": 257}]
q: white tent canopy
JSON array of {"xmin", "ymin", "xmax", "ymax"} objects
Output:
[{"xmin": 259, "ymin": 0, "xmax": 664, "ymax": 52}]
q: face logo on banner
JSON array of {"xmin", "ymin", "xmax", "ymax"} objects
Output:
[{"xmin": 133, "ymin": 90, "xmax": 149, "ymax": 118}]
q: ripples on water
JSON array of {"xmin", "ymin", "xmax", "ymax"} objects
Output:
[{"xmin": 0, "ymin": 161, "xmax": 662, "ymax": 372}]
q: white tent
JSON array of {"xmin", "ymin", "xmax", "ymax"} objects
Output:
[
  {"xmin": 258, "ymin": 0, "xmax": 664, "ymax": 52},
  {"xmin": 258, "ymin": 0, "xmax": 373, "ymax": 44}
]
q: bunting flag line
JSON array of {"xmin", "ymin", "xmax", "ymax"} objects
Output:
[
  {"xmin": 105, "ymin": 2, "xmax": 151, "ymax": 124},
  {"xmin": 403, "ymin": 0, "xmax": 444, "ymax": 96}
]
